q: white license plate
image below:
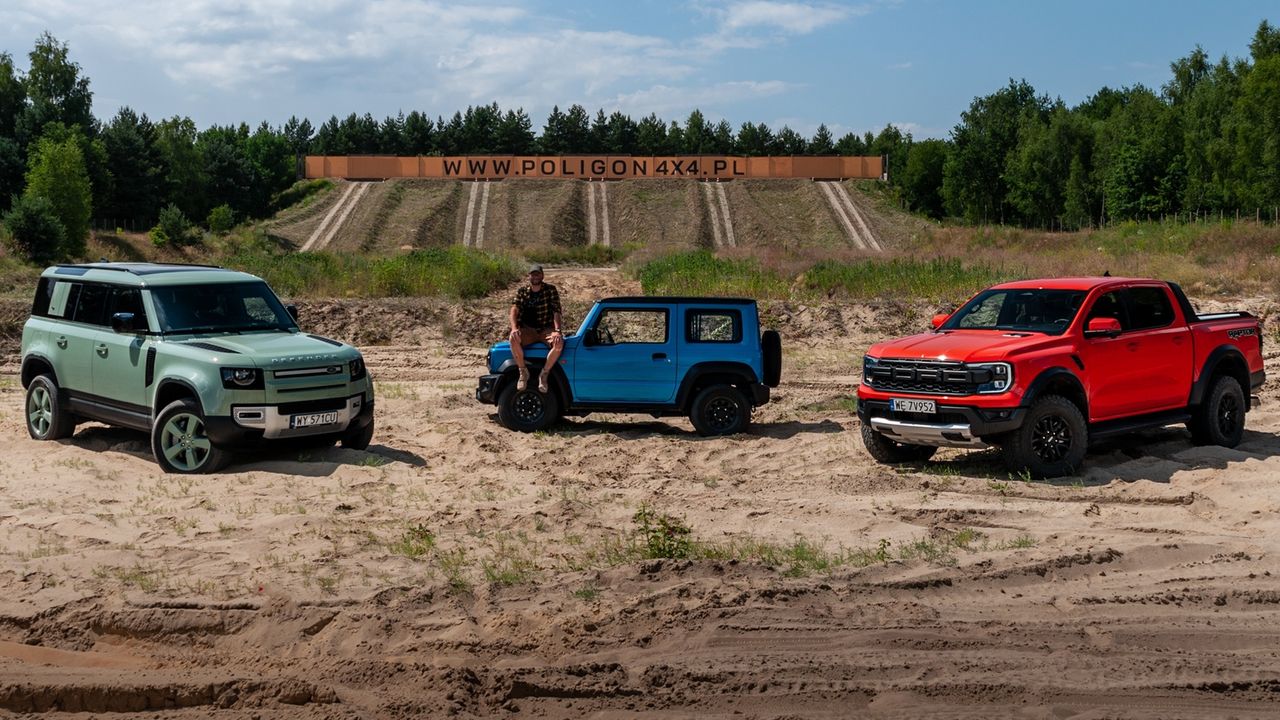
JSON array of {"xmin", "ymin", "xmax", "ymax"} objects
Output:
[
  {"xmin": 291, "ymin": 411, "xmax": 339, "ymax": 428},
  {"xmin": 891, "ymin": 398, "xmax": 936, "ymax": 414}
]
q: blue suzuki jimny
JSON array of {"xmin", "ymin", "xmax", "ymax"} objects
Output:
[{"xmin": 476, "ymin": 297, "xmax": 782, "ymax": 435}]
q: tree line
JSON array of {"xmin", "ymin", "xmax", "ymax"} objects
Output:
[{"xmin": 1, "ymin": 22, "xmax": 1277, "ymax": 262}]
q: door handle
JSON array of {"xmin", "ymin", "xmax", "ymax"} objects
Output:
[
  {"xmin": 96, "ymin": 343, "xmax": 108, "ymax": 357},
  {"xmin": 652, "ymin": 352, "xmax": 667, "ymax": 360},
  {"xmin": 56, "ymin": 336, "xmax": 68, "ymax": 349},
  {"xmin": 1173, "ymin": 336, "xmax": 1185, "ymax": 345},
  {"xmin": 1126, "ymin": 341, "xmax": 1140, "ymax": 351}
]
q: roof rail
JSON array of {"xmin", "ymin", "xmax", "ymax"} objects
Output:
[{"xmin": 53, "ymin": 262, "xmax": 225, "ymax": 276}]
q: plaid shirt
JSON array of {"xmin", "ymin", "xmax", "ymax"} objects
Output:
[{"xmin": 513, "ymin": 283, "xmax": 562, "ymax": 329}]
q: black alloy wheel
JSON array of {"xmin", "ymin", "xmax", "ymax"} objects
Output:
[{"xmin": 1030, "ymin": 415, "xmax": 1072, "ymax": 463}]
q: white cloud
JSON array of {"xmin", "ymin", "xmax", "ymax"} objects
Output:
[
  {"xmin": 721, "ymin": 1, "xmax": 860, "ymax": 33},
  {"xmin": 605, "ymin": 80, "xmax": 792, "ymax": 118},
  {"xmin": 886, "ymin": 61, "xmax": 913, "ymax": 70}
]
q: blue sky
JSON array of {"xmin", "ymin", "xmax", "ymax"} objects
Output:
[{"xmin": 0, "ymin": 1, "xmax": 1273, "ymax": 141}]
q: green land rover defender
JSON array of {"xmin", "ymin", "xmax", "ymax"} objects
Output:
[{"xmin": 19, "ymin": 263, "xmax": 375, "ymax": 473}]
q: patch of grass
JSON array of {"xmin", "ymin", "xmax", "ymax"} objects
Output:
[
  {"xmin": 389, "ymin": 524, "xmax": 436, "ymax": 559},
  {"xmin": 272, "ymin": 178, "xmax": 334, "ymax": 213},
  {"xmin": 224, "ymin": 245, "xmax": 521, "ymax": 299},
  {"xmin": 377, "ymin": 382, "xmax": 419, "ymax": 400},
  {"xmin": 634, "ymin": 505, "xmax": 694, "ymax": 560},
  {"xmin": 480, "ymin": 535, "xmax": 538, "ymax": 586},
  {"xmin": 573, "ymin": 583, "xmax": 600, "ymax": 601},
  {"xmin": 799, "ymin": 257, "xmax": 1011, "ymax": 300},
  {"xmin": 636, "ymin": 250, "xmax": 789, "ymax": 298}
]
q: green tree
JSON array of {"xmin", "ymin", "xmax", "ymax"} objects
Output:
[
  {"xmin": 735, "ymin": 122, "xmax": 773, "ymax": 156},
  {"xmin": 834, "ymin": 131, "xmax": 867, "ymax": 156},
  {"xmin": 602, "ymin": 111, "xmax": 638, "ymax": 154},
  {"xmin": 155, "ymin": 116, "xmax": 205, "ymax": 220},
  {"xmin": 2, "ymin": 193, "xmax": 65, "ymax": 263},
  {"xmin": 943, "ymin": 79, "xmax": 1048, "ymax": 223},
  {"xmin": 809, "ymin": 124, "xmax": 835, "ymax": 154},
  {"xmin": 1005, "ymin": 103, "xmax": 1091, "ymax": 227},
  {"xmin": 901, "ymin": 139, "xmax": 949, "ymax": 218},
  {"xmin": 244, "ymin": 121, "xmax": 294, "ymax": 216},
  {"xmin": 682, "ymin": 109, "xmax": 712, "ymax": 153},
  {"xmin": 99, "ymin": 107, "xmax": 165, "ymax": 225},
  {"xmin": 17, "ymin": 32, "xmax": 94, "ymax": 146},
  {"xmin": 775, "ymin": 125, "xmax": 807, "ymax": 154},
  {"xmin": 0, "ymin": 137, "xmax": 23, "ymax": 212},
  {"xmin": 635, "ymin": 113, "xmax": 670, "ymax": 154},
  {"xmin": 496, "ymin": 108, "xmax": 534, "ymax": 153},
  {"xmin": 24, "ymin": 133, "xmax": 91, "ymax": 256},
  {"xmin": 0, "ymin": 52, "xmax": 25, "ymax": 139},
  {"xmin": 402, "ymin": 111, "xmax": 435, "ymax": 154}
]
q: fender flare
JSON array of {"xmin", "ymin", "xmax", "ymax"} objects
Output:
[
  {"xmin": 675, "ymin": 361, "xmax": 760, "ymax": 409},
  {"xmin": 1021, "ymin": 367, "xmax": 1088, "ymax": 417},
  {"xmin": 20, "ymin": 353, "xmax": 57, "ymax": 389},
  {"xmin": 1189, "ymin": 345, "xmax": 1250, "ymax": 406},
  {"xmin": 153, "ymin": 377, "xmax": 203, "ymax": 415}
]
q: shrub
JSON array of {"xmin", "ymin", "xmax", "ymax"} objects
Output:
[
  {"xmin": 154, "ymin": 203, "xmax": 193, "ymax": 246},
  {"xmin": 206, "ymin": 204, "xmax": 235, "ymax": 234},
  {"xmin": 2, "ymin": 194, "xmax": 67, "ymax": 263},
  {"xmin": 633, "ymin": 505, "xmax": 693, "ymax": 560}
]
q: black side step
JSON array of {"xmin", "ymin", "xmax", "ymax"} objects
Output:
[{"xmin": 1089, "ymin": 409, "xmax": 1192, "ymax": 442}]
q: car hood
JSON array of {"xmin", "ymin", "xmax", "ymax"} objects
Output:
[
  {"xmin": 171, "ymin": 331, "xmax": 358, "ymax": 367},
  {"xmin": 867, "ymin": 330, "xmax": 1054, "ymax": 363}
]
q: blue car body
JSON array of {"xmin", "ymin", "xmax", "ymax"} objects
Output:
[{"xmin": 477, "ymin": 296, "xmax": 780, "ymax": 433}]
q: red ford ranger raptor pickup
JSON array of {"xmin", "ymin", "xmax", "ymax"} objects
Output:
[{"xmin": 857, "ymin": 277, "xmax": 1265, "ymax": 477}]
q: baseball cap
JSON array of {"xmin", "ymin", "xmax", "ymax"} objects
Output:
[{"xmin": 528, "ymin": 264, "xmax": 544, "ymax": 273}]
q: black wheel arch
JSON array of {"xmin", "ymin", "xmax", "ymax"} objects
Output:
[
  {"xmin": 20, "ymin": 354, "xmax": 56, "ymax": 389},
  {"xmin": 676, "ymin": 362, "xmax": 760, "ymax": 411},
  {"xmin": 1189, "ymin": 346, "xmax": 1250, "ymax": 408},
  {"xmin": 154, "ymin": 378, "xmax": 202, "ymax": 415},
  {"xmin": 1022, "ymin": 367, "xmax": 1088, "ymax": 419}
]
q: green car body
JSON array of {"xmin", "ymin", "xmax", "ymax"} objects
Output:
[{"xmin": 19, "ymin": 263, "xmax": 375, "ymax": 473}]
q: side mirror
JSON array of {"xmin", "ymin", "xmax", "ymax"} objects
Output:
[
  {"xmin": 110, "ymin": 312, "xmax": 137, "ymax": 333},
  {"xmin": 1084, "ymin": 317, "xmax": 1122, "ymax": 338},
  {"xmin": 931, "ymin": 313, "xmax": 950, "ymax": 329},
  {"xmin": 285, "ymin": 304, "xmax": 299, "ymax": 321},
  {"xmin": 582, "ymin": 328, "xmax": 598, "ymax": 347}
]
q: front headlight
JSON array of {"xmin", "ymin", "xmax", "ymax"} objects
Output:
[
  {"xmin": 970, "ymin": 362, "xmax": 1012, "ymax": 394},
  {"xmin": 220, "ymin": 367, "xmax": 263, "ymax": 389},
  {"xmin": 349, "ymin": 358, "xmax": 367, "ymax": 381},
  {"xmin": 862, "ymin": 355, "xmax": 879, "ymax": 385}
]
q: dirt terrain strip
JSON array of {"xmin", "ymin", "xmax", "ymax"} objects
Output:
[{"xmin": 2, "ymin": 270, "xmax": 1280, "ymax": 717}]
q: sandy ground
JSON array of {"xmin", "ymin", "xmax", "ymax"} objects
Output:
[{"xmin": 3, "ymin": 270, "xmax": 1280, "ymax": 717}]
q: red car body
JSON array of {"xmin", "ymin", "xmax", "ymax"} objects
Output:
[{"xmin": 857, "ymin": 277, "xmax": 1264, "ymax": 472}]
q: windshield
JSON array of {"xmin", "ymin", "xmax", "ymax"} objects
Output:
[
  {"xmin": 942, "ymin": 289, "xmax": 1086, "ymax": 336},
  {"xmin": 150, "ymin": 281, "xmax": 297, "ymax": 334}
]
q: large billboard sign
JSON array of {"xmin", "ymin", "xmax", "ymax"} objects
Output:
[{"xmin": 304, "ymin": 155, "xmax": 884, "ymax": 181}]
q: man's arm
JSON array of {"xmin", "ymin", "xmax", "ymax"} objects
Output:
[{"xmin": 509, "ymin": 303, "xmax": 520, "ymax": 332}]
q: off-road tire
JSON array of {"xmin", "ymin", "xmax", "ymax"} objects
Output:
[
  {"xmin": 497, "ymin": 381, "xmax": 559, "ymax": 432},
  {"xmin": 1001, "ymin": 394, "xmax": 1087, "ymax": 478},
  {"xmin": 25, "ymin": 374, "xmax": 75, "ymax": 441},
  {"xmin": 152, "ymin": 399, "xmax": 231, "ymax": 474},
  {"xmin": 761, "ymin": 330, "xmax": 782, "ymax": 387},
  {"xmin": 341, "ymin": 416, "xmax": 375, "ymax": 450},
  {"xmin": 860, "ymin": 422, "xmax": 938, "ymax": 463},
  {"xmin": 1188, "ymin": 375, "xmax": 1245, "ymax": 448},
  {"xmin": 690, "ymin": 384, "xmax": 752, "ymax": 436}
]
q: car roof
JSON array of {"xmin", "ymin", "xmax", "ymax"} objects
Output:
[
  {"xmin": 598, "ymin": 296, "xmax": 757, "ymax": 305},
  {"xmin": 989, "ymin": 277, "xmax": 1158, "ymax": 291},
  {"xmin": 43, "ymin": 263, "xmax": 264, "ymax": 287}
]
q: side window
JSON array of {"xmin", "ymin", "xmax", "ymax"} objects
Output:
[
  {"xmin": 957, "ymin": 292, "xmax": 1005, "ymax": 328},
  {"xmin": 688, "ymin": 309, "xmax": 741, "ymax": 343},
  {"xmin": 109, "ymin": 288, "xmax": 149, "ymax": 331},
  {"xmin": 1086, "ymin": 291, "xmax": 1127, "ymax": 330},
  {"xmin": 33, "ymin": 278, "xmax": 80, "ymax": 319},
  {"xmin": 72, "ymin": 283, "xmax": 110, "ymax": 326},
  {"xmin": 595, "ymin": 309, "xmax": 668, "ymax": 344},
  {"xmin": 1124, "ymin": 287, "xmax": 1174, "ymax": 331}
]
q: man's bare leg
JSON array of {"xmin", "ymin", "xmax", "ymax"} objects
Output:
[
  {"xmin": 509, "ymin": 329, "xmax": 529, "ymax": 390},
  {"xmin": 539, "ymin": 335, "xmax": 564, "ymax": 393}
]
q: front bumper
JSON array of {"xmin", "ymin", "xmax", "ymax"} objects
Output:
[
  {"xmin": 477, "ymin": 373, "xmax": 501, "ymax": 404},
  {"xmin": 857, "ymin": 398, "xmax": 1027, "ymax": 447},
  {"xmin": 205, "ymin": 394, "xmax": 374, "ymax": 447}
]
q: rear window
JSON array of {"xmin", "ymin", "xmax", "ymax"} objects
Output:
[
  {"xmin": 687, "ymin": 309, "xmax": 742, "ymax": 343},
  {"xmin": 1124, "ymin": 287, "xmax": 1174, "ymax": 331}
]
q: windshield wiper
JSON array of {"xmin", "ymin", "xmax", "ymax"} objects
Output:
[{"xmin": 165, "ymin": 325, "xmax": 241, "ymax": 335}]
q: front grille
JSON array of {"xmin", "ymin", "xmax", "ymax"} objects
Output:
[
  {"xmin": 276, "ymin": 397, "xmax": 348, "ymax": 415},
  {"xmin": 866, "ymin": 359, "xmax": 990, "ymax": 395}
]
